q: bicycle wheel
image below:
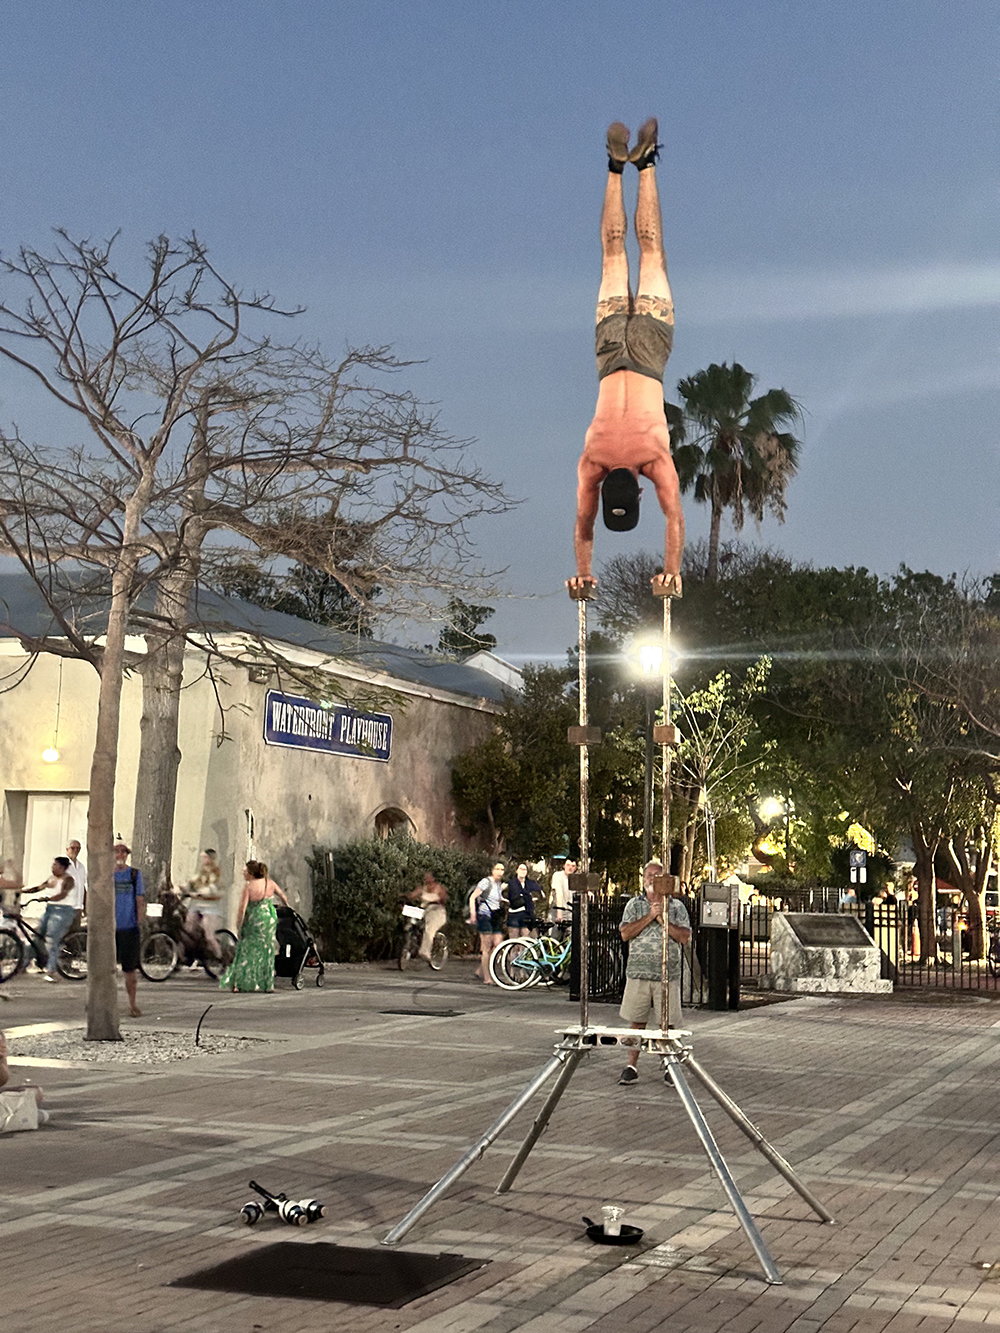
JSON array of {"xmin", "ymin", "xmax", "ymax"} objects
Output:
[
  {"xmin": 57, "ymin": 929, "xmax": 88, "ymax": 981},
  {"xmin": 398, "ymin": 927, "xmax": 414, "ymax": 971},
  {"xmin": 489, "ymin": 938, "xmax": 540, "ymax": 990},
  {"xmin": 0, "ymin": 928, "xmax": 25, "ymax": 983},
  {"xmin": 202, "ymin": 929, "xmax": 237, "ymax": 980},
  {"xmin": 140, "ymin": 932, "xmax": 180, "ymax": 981},
  {"xmin": 429, "ymin": 931, "xmax": 448, "ymax": 971}
]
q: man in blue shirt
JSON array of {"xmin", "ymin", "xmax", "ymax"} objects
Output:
[{"xmin": 113, "ymin": 842, "xmax": 146, "ymax": 1017}]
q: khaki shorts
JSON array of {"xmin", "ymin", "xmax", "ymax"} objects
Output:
[{"xmin": 619, "ymin": 976, "xmax": 682, "ymax": 1028}]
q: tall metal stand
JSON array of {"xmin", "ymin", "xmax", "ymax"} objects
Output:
[
  {"xmin": 383, "ymin": 1024, "xmax": 833, "ymax": 1282},
  {"xmin": 382, "ymin": 580, "xmax": 833, "ymax": 1284}
]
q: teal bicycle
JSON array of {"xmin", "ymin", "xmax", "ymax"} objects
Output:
[{"xmin": 488, "ymin": 931, "xmax": 571, "ymax": 990}]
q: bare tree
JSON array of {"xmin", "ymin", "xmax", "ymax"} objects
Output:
[{"xmin": 0, "ymin": 231, "xmax": 511, "ymax": 1036}]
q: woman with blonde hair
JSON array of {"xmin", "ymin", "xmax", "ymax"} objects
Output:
[{"xmin": 219, "ymin": 860, "xmax": 288, "ymax": 993}]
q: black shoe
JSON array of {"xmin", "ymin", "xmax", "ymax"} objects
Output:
[
  {"xmin": 606, "ymin": 121, "xmax": 630, "ymax": 174},
  {"xmin": 629, "ymin": 117, "xmax": 661, "ymax": 169},
  {"xmin": 618, "ymin": 1066, "xmax": 639, "ymax": 1085}
]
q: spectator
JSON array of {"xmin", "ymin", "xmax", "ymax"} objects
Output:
[
  {"xmin": 22, "ymin": 857, "xmax": 81, "ymax": 983},
  {"xmin": 506, "ymin": 863, "xmax": 542, "ymax": 938},
  {"xmin": 468, "ymin": 863, "xmax": 506, "ymax": 985},
  {"xmin": 66, "ymin": 840, "xmax": 88, "ymax": 909},
  {"xmin": 113, "ymin": 843, "xmax": 146, "ymax": 1018},
  {"xmin": 548, "ymin": 859, "xmax": 575, "ymax": 937},
  {"xmin": 219, "ymin": 860, "xmax": 289, "ymax": 993},
  {"xmin": 617, "ymin": 860, "xmax": 691, "ymax": 1086}
]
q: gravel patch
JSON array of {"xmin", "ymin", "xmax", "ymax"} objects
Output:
[{"xmin": 7, "ymin": 1027, "xmax": 273, "ymax": 1064}]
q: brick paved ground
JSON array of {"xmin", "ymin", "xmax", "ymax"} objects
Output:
[{"xmin": 3, "ymin": 963, "xmax": 1000, "ymax": 1332}]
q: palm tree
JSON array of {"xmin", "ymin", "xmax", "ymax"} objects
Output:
[{"xmin": 667, "ymin": 363, "xmax": 802, "ymax": 581}]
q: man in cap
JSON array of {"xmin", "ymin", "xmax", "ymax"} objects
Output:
[{"xmin": 568, "ymin": 118, "xmax": 684, "ymax": 599}]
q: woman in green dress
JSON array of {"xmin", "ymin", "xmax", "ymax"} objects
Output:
[{"xmin": 220, "ymin": 860, "xmax": 289, "ymax": 993}]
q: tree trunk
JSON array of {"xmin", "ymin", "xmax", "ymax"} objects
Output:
[
  {"xmin": 944, "ymin": 828, "xmax": 991, "ymax": 960},
  {"xmin": 132, "ymin": 573, "xmax": 195, "ymax": 899},
  {"xmin": 911, "ymin": 818, "xmax": 937, "ymax": 965},
  {"xmin": 706, "ymin": 500, "xmax": 723, "ymax": 582},
  {"xmin": 85, "ymin": 566, "xmax": 136, "ymax": 1041}
]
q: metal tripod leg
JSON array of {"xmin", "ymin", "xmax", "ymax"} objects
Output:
[
  {"xmin": 682, "ymin": 1053, "xmax": 835, "ymax": 1224},
  {"xmin": 382, "ymin": 1052, "xmax": 566, "ymax": 1245},
  {"xmin": 495, "ymin": 1048, "xmax": 587, "ymax": 1194},
  {"xmin": 665, "ymin": 1055, "xmax": 783, "ymax": 1285}
]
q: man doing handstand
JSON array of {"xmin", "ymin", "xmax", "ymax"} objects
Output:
[{"xmin": 568, "ymin": 118, "xmax": 684, "ymax": 598}]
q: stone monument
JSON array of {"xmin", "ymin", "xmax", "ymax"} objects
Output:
[{"xmin": 761, "ymin": 911, "xmax": 892, "ymax": 994}]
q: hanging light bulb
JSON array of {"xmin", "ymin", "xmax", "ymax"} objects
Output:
[{"xmin": 43, "ymin": 660, "xmax": 63, "ymax": 764}]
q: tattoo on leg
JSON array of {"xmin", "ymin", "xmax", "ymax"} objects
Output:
[
  {"xmin": 596, "ymin": 295, "xmax": 631, "ymax": 324},
  {"xmin": 634, "ymin": 294, "xmax": 674, "ymax": 321}
]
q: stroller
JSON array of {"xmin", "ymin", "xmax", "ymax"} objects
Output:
[{"xmin": 274, "ymin": 906, "xmax": 326, "ymax": 989}]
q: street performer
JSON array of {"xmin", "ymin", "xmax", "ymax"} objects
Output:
[{"xmin": 568, "ymin": 118, "xmax": 684, "ymax": 599}]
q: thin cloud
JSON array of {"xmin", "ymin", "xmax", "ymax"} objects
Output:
[{"xmin": 684, "ymin": 261, "xmax": 1000, "ymax": 326}]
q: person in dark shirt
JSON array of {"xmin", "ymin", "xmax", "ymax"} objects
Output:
[{"xmin": 505, "ymin": 863, "xmax": 542, "ymax": 938}]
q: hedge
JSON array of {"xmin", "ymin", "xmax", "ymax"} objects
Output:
[{"xmin": 307, "ymin": 837, "xmax": 494, "ymax": 962}]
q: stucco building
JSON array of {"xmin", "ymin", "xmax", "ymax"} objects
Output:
[{"xmin": 0, "ymin": 574, "xmax": 513, "ymax": 922}]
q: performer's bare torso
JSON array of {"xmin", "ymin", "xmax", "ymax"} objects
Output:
[{"xmin": 584, "ymin": 370, "xmax": 671, "ymax": 475}]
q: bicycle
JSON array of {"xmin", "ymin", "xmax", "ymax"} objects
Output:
[
  {"xmin": 139, "ymin": 891, "xmax": 237, "ymax": 982},
  {"xmin": 0, "ymin": 905, "xmax": 87, "ymax": 983},
  {"xmin": 398, "ymin": 904, "xmax": 448, "ymax": 971},
  {"xmin": 489, "ymin": 930, "xmax": 571, "ymax": 990},
  {"xmin": 987, "ymin": 926, "xmax": 1000, "ymax": 978}
]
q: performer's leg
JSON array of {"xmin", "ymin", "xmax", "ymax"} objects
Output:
[
  {"xmin": 597, "ymin": 149, "xmax": 631, "ymax": 315},
  {"xmin": 635, "ymin": 167, "xmax": 673, "ymax": 314},
  {"xmin": 632, "ymin": 119, "xmax": 674, "ymax": 316}
]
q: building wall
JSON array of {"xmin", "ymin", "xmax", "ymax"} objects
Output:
[{"xmin": 0, "ymin": 645, "xmax": 495, "ymax": 925}]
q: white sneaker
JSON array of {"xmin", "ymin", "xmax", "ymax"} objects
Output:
[{"xmin": 42, "ymin": 972, "xmax": 59, "ymax": 983}]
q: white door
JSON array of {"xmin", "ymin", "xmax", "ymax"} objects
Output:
[{"xmin": 24, "ymin": 794, "xmax": 90, "ymax": 914}]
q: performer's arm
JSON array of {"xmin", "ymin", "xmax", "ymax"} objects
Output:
[
  {"xmin": 568, "ymin": 456, "xmax": 603, "ymax": 593},
  {"xmin": 643, "ymin": 452, "xmax": 684, "ymax": 595}
]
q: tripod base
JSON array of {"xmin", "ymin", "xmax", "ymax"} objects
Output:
[{"xmin": 382, "ymin": 1028, "xmax": 832, "ymax": 1283}]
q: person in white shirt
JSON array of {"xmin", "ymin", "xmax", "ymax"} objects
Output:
[
  {"xmin": 22, "ymin": 857, "xmax": 83, "ymax": 982},
  {"xmin": 547, "ymin": 859, "xmax": 576, "ymax": 936},
  {"xmin": 66, "ymin": 841, "xmax": 88, "ymax": 910}
]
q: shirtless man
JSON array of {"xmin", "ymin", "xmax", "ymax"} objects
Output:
[{"xmin": 568, "ymin": 118, "xmax": 684, "ymax": 599}]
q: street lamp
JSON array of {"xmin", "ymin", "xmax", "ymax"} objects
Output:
[{"xmin": 758, "ymin": 795, "xmax": 792, "ymax": 870}]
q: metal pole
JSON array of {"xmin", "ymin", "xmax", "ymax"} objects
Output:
[
  {"xmin": 495, "ymin": 1049, "xmax": 587, "ymax": 1194},
  {"xmin": 578, "ymin": 596, "xmax": 590, "ymax": 1032},
  {"xmin": 660, "ymin": 595, "xmax": 672, "ymax": 1034},
  {"xmin": 665, "ymin": 1055, "xmax": 783, "ymax": 1285},
  {"xmin": 643, "ymin": 690, "xmax": 654, "ymax": 869},
  {"xmin": 682, "ymin": 1053, "xmax": 835, "ymax": 1224},
  {"xmin": 382, "ymin": 1053, "xmax": 566, "ymax": 1245}
]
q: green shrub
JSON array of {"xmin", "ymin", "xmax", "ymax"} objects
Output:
[{"xmin": 307, "ymin": 837, "xmax": 492, "ymax": 962}]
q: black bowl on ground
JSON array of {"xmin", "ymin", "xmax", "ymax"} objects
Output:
[{"xmin": 582, "ymin": 1216, "xmax": 644, "ymax": 1245}]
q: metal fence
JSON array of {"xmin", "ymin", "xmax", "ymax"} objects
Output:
[{"xmin": 569, "ymin": 887, "xmax": 1000, "ymax": 1007}]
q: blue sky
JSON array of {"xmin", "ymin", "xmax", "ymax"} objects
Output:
[{"xmin": 3, "ymin": 0, "xmax": 997, "ymax": 661}]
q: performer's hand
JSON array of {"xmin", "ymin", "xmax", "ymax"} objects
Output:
[
  {"xmin": 566, "ymin": 575, "xmax": 598, "ymax": 595},
  {"xmin": 651, "ymin": 571, "xmax": 683, "ymax": 599}
]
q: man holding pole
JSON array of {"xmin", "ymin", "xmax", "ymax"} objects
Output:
[{"xmin": 617, "ymin": 859, "xmax": 691, "ymax": 1085}]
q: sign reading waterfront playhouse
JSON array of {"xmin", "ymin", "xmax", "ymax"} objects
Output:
[{"xmin": 264, "ymin": 691, "xmax": 392, "ymax": 762}]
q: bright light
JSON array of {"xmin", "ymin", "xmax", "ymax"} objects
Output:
[
  {"xmin": 639, "ymin": 644, "xmax": 663, "ymax": 676},
  {"xmin": 42, "ymin": 747, "xmax": 60, "ymax": 763},
  {"xmin": 758, "ymin": 797, "xmax": 784, "ymax": 821}
]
